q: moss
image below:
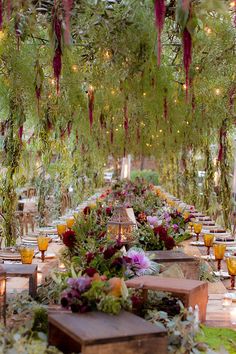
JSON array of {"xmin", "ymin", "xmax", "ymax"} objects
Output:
[
  {"xmin": 196, "ymin": 325, "xmax": 236, "ymax": 354},
  {"xmin": 32, "ymin": 306, "xmax": 48, "ymax": 334}
]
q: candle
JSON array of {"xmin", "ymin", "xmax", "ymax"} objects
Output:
[
  {"xmin": 222, "ymin": 296, "xmax": 232, "ymax": 308},
  {"xmin": 230, "ymin": 308, "xmax": 236, "ymax": 324},
  {"xmin": 37, "ymin": 272, "xmax": 43, "ymax": 285}
]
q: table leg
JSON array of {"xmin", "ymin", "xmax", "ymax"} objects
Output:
[{"xmin": 29, "ymin": 270, "xmax": 37, "ymax": 298}]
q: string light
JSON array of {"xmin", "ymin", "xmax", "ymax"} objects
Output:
[
  {"xmin": 215, "ymin": 88, "xmax": 221, "ymax": 95},
  {"xmin": 106, "ymin": 131, "xmax": 109, "ymax": 134},
  {"xmin": 50, "ymin": 78, "xmax": 56, "ymax": 86},
  {"xmin": 159, "ymin": 129, "xmax": 163, "ymax": 133},
  {"xmin": 0, "ymin": 31, "xmax": 5, "ymax": 40},
  {"xmin": 230, "ymin": 1, "xmax": 236, "ymax": 8},
  {"xmin": 111, "ymin": 89, "xmax": 116, "ymax": 95},
  {"xmin": 174, "ymin": 99, "xmax": 177, "ymax": 103},
  {"xmin": 143, "ymin": 92, "xmax": 146, "ymax": 96},
  {"xmin": 119, "ymin": 124, "xmax": 122, "ymax": 128},
  {"xmin": 205, "ymin": 27, "xmax": 212, "ymax": 34},
  {"xmin": 115, "ymin": 128, "xmax": 119, "ymax": 131},
  {"xmin": 103, "ymin": 50, "xmax": 112, "ymax": 60},
  {"xmin": 72, "ymin": 65, "xmax": 78, "ymax": 72},
  {"xmin": 177, "ymin": 130, "xmax": 180, "ymax": 133},
  {"xmin": 195, "ymin": 66, "xmax": 200, "ymax": 71},
  {"xmin": 186, "ymin": 121, "xmax": 189, "ymax": 125},
  {"xmin": 183, "ymin": 84, "xmax": 187, "ymax": 90}
]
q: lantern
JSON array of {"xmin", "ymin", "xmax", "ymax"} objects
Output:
[
  {"xmin": 0, "ymin": 266, "xmax": 6, "ymax": 325},
  {"xmin": 107, "ymin": 206, "xmax": 136, "ymax": 244}
]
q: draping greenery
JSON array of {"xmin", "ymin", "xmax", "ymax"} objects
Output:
[{"xmin": 0, "ymin": 0, "xmax": 235, "ymax": 242}]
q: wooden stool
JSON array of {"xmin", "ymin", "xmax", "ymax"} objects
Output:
[
  {"xmin": 48, "ymin": 310, "xmax": 167, "ymax": 354},
  {"xmin": 126, "ymin": 276, "xmax": 208, "ymax": 322},
  {"xmin": 3, "ymin": 264, "xmax": 38, "ymax": 298}
]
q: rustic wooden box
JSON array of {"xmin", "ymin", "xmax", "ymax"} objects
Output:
[
  {"xmin": 126, "ymin": 276, "xmax": 208, "ymax": 322},
  {"xmin": 48, "ymin": 310, "xmax": 167, "ymax": 354}
]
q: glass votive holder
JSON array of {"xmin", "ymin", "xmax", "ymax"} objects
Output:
[
  {"xmin": 230, "ymin": 307, "xmax": 236, "ymax": 324},
  {"xmin": 222, "ymin": 295, "xmax": 232, "ymax": 308},
  {"xmin": 19, "ymin": 247, "xmax": 34, "ymax": 264}
]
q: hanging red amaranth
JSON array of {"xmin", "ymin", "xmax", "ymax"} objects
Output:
[
  {"xmin": 182, "ymin": 27, "xmax": 192, "ymax": 99},
  {"xmin": 88, "ymin": 86, "xmax": 94, "ymax": 131},
  {"xmin": 76, "ymin": 130, "xmax": 79, "ymax": 144},
  {"xmin": 229, "ymin": 86, "xmax": 236, "ymax": 114},
  {"xmin": 99, "ymin": 112, "xmax": 106, "ymax": 130},
  {"xmin": 67, "ymin": 121, "xmax": 72, "ymax": 137},
  {"xmin": 60, "ymin": 127, "xmax": 66, "ymax": 140},
  {"xmin": 110, "ymin": 125, "xmax": 114, "ymax": 144},
  {"xmin": 124, "ymin": 98, "xmax": 129, "ymax": 135},
  {"xmin": 163, "ymin": 88, "xmax": 168, "ymax": 121},
  {"xmin": 7, "ymin": 0, "xmax": 11, "ymax": 20},
  {"xmin": 136, "ymin": 125, "xmax": 141, "ymax": 143},
  {"xmin": 154, "ymin": 0, "xmax": 166, "ymax": 66},
  {"xmin": 52, "ymin": 8, "xmax": 62, "ymax": 95},
  {"xmin": 62, "ymin": 0, "xmax": 73, "ymax": 45},
  {"xmin": 53, "ymin": 46, "xmax": 62, "ymax": 95},
  {"xmin": 0, "ymin": 0, "xmax": 3, "ymax": 30},
  {"xmin": 217, "ymin": 126, "xmax": 227, "ymax": 162},
  {"xmin": 18, "ymin": 125, "xmax": 23, "ymax": 143}
]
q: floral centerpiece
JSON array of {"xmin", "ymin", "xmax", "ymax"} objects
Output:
[{"xmin": 61, "ymin": 274, "xmax": 131, "ymax": 315}]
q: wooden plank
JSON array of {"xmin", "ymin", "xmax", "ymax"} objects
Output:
[
  {"xmin": 2, "ymin": 264, "xmax": 37, "ymax": 275},
  {"xmin": 48, "ymin": 311, "xmax": 166, "ymax": 345}
]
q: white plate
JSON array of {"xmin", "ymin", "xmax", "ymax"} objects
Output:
[
  {"xmin": 210, "ymin": 232, "xmax": 231, "ymax": 238},
  {"xmin": 190, "ymin": 241, "xmax": 205, "ymax": 246},
  {"xmin": 224, "ymin": 293, "xmax": 236, "ymax": 302},
  {"xmin": 213, "ymin": 271, "xmax": 230, "ymax": 278},
  {"xmin": 201, "ymin": 254, "xmax": 215, "ymax": 260}
]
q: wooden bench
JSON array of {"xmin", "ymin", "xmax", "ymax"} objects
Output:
[
  {"xmin": 3, "ymin": 264, "xmax": 38, "ymax": 298},
  {"xmin": 126, "ymin": 276, "xmax": 208, "ymax": 322},
  {"xmin": 146, "ymin": 250, "xmax": 200, "ymax": 279},
  {"xmin": 146, "ymin": 250, "xmax": 195, "ymax": 263},
  {"xmin": 48, "ymin": 310, "xmax": 168, "ymax": 354}
]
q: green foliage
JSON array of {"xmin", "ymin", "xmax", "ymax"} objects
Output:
[
  {"xmin": 131, "ymin": 170, "xmax": 159, "ymax": 185},
  {"xmin": 196, "ymin": 325, "xmax": 236, "ymax": 354}
]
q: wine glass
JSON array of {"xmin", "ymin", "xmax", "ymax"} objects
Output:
[
  {"xmin": 213, "ymin": 244, "xmax": 226, "ymax": 272},
  {"xmin": 193, "ymin": 223, "xmax": 202, "ymax": 241},
  {"xmin": 203, "ymin": 234, "xmax": 214, "ymax": 256},
  {"xmin": 57, "ymin": 224, "xmax": 67, "ymax": 238},
  {"xmin": 37, "ymin": 236, "xmax": 50, "ymax": 262},
  {"xmin": 226, "ymin": 256, "xmax": 236, "ymax": 290},
  {"xmin": 66, "ymin": 218, "xmax": 75, "ymax": 229}
]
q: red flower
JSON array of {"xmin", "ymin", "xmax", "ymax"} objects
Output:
[
  {"xmin": 103, "ymin": 246, "xmax": 117, "ymax": 260},
  {"xmin": 86, "ymin": 252, "xmax": 95, "ymax": 264},
  {"xmin": 98, "ymin": 230, "xmax": 106, "ymax": 239},
  {"xmin": 83, "ymin": 206, "xmax": 91, "ymax": 215},
  {"xmin": 106, "ymin": 207, "xmax": 112, "ymax": 216},
  {"xmin": 153, "ymin": 225, "xmax": 167, "ymax": 241},
  {"xmin": 84, "ymin": 267, "xmax": 97, "ymax": 277},
  {"xmin": 62, "ymin": 230, "xmax": 76, "ymax": 248},
  {"xmin": 164, "ymin": 236, "xmax": 175, "ymax": 250}
]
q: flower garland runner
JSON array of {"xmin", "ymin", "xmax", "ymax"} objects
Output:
[{"xmin": 58, "ymin": 179, "xmax": 192, "ymax": 315}]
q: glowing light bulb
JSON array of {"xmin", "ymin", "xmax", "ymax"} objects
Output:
[
  {"xmin": 230, "ymin": 1, "xmax": 236, "ymax": 8},
  {"xmin": 143, "ymin": 92, "xmax": 146, "ymax": 96},
  {"xmin": 174, "ymin": 99, "xmax": 177, "ymax": 103},
  {"xmin": 104, "ymin": 50, "xmax": 111, "ymax": 59},
  {"xmin": 50, "ymin": 78, "xmax": 56, "ymax": 86},
  {"xmin": 215, "ymin": 88, "xmax": 221, "ymax": 95},
  {"xmin": 72, "ymin": 65, "xmax": 78, "ymax": 72},
  {"xmin": 106, "ymin": 131, "xmax": 109, "ymax": 134},
  {"xmin": 119, "ymin": 124, "xmax": 122, "ymax": 128},
  {"xmin": 183, "ymin": 84, "xmax": 187, "ymax": 90},
  {"xmin": 159, "ymin": 129, "xmax": 163, "ymax": 133},
  {"xmin": 205, "ymin": 27, "xmax": 212, "ymax": 34},
  {"xmin": 195, "ymin": 66, "xmax": 200, "ymax": 71},
  {"xmin": 115, "ymin": 128, "xmax": 119, "ymax": 131},
  {"xmin": 111, "ymin": 89, "xmax": 116, "ymax": 95},
  {"xmin": 0, "ymin": 31, "xmax": 5, "ymax": 40},
  {"xmin": 177, "ymin": 130, "xmax": 180, "ymax": 133},
  {"xmin": 89, "ymin": 85, "xmax": 94, "ymax": 91},
  {"xmin": 186, "ymin": 121, "xmax": 189, "ymax": 125}
]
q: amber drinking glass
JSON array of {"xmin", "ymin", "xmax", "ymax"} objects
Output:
[
  {"xmin": 213, "ymin": 244, "xmax": 226, "ymax": 271},
  {"xmin": 37, "ymin": 236, "xmax": 50, "ymax": 262},
  {"xmin": 66, "ymin": 218, "xmax": 75, "ymax": 229},
  {"xmin": 57, "ymin": 224, "xmax": 67, "ymax": 238},
  {"xmin": 226, "ymin": 256, "xmax": 236, "ymax": 290},
  {"xmin": 193, "ymin": 223, "xmax": 202, "ymax": 241},
  {"xmin": 203, "ymin": 234, "xmax": 214, "ymax": 255},
  {"xmin": 19, "ymin": 247, "xmax": 34, "ymax": 264}
]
